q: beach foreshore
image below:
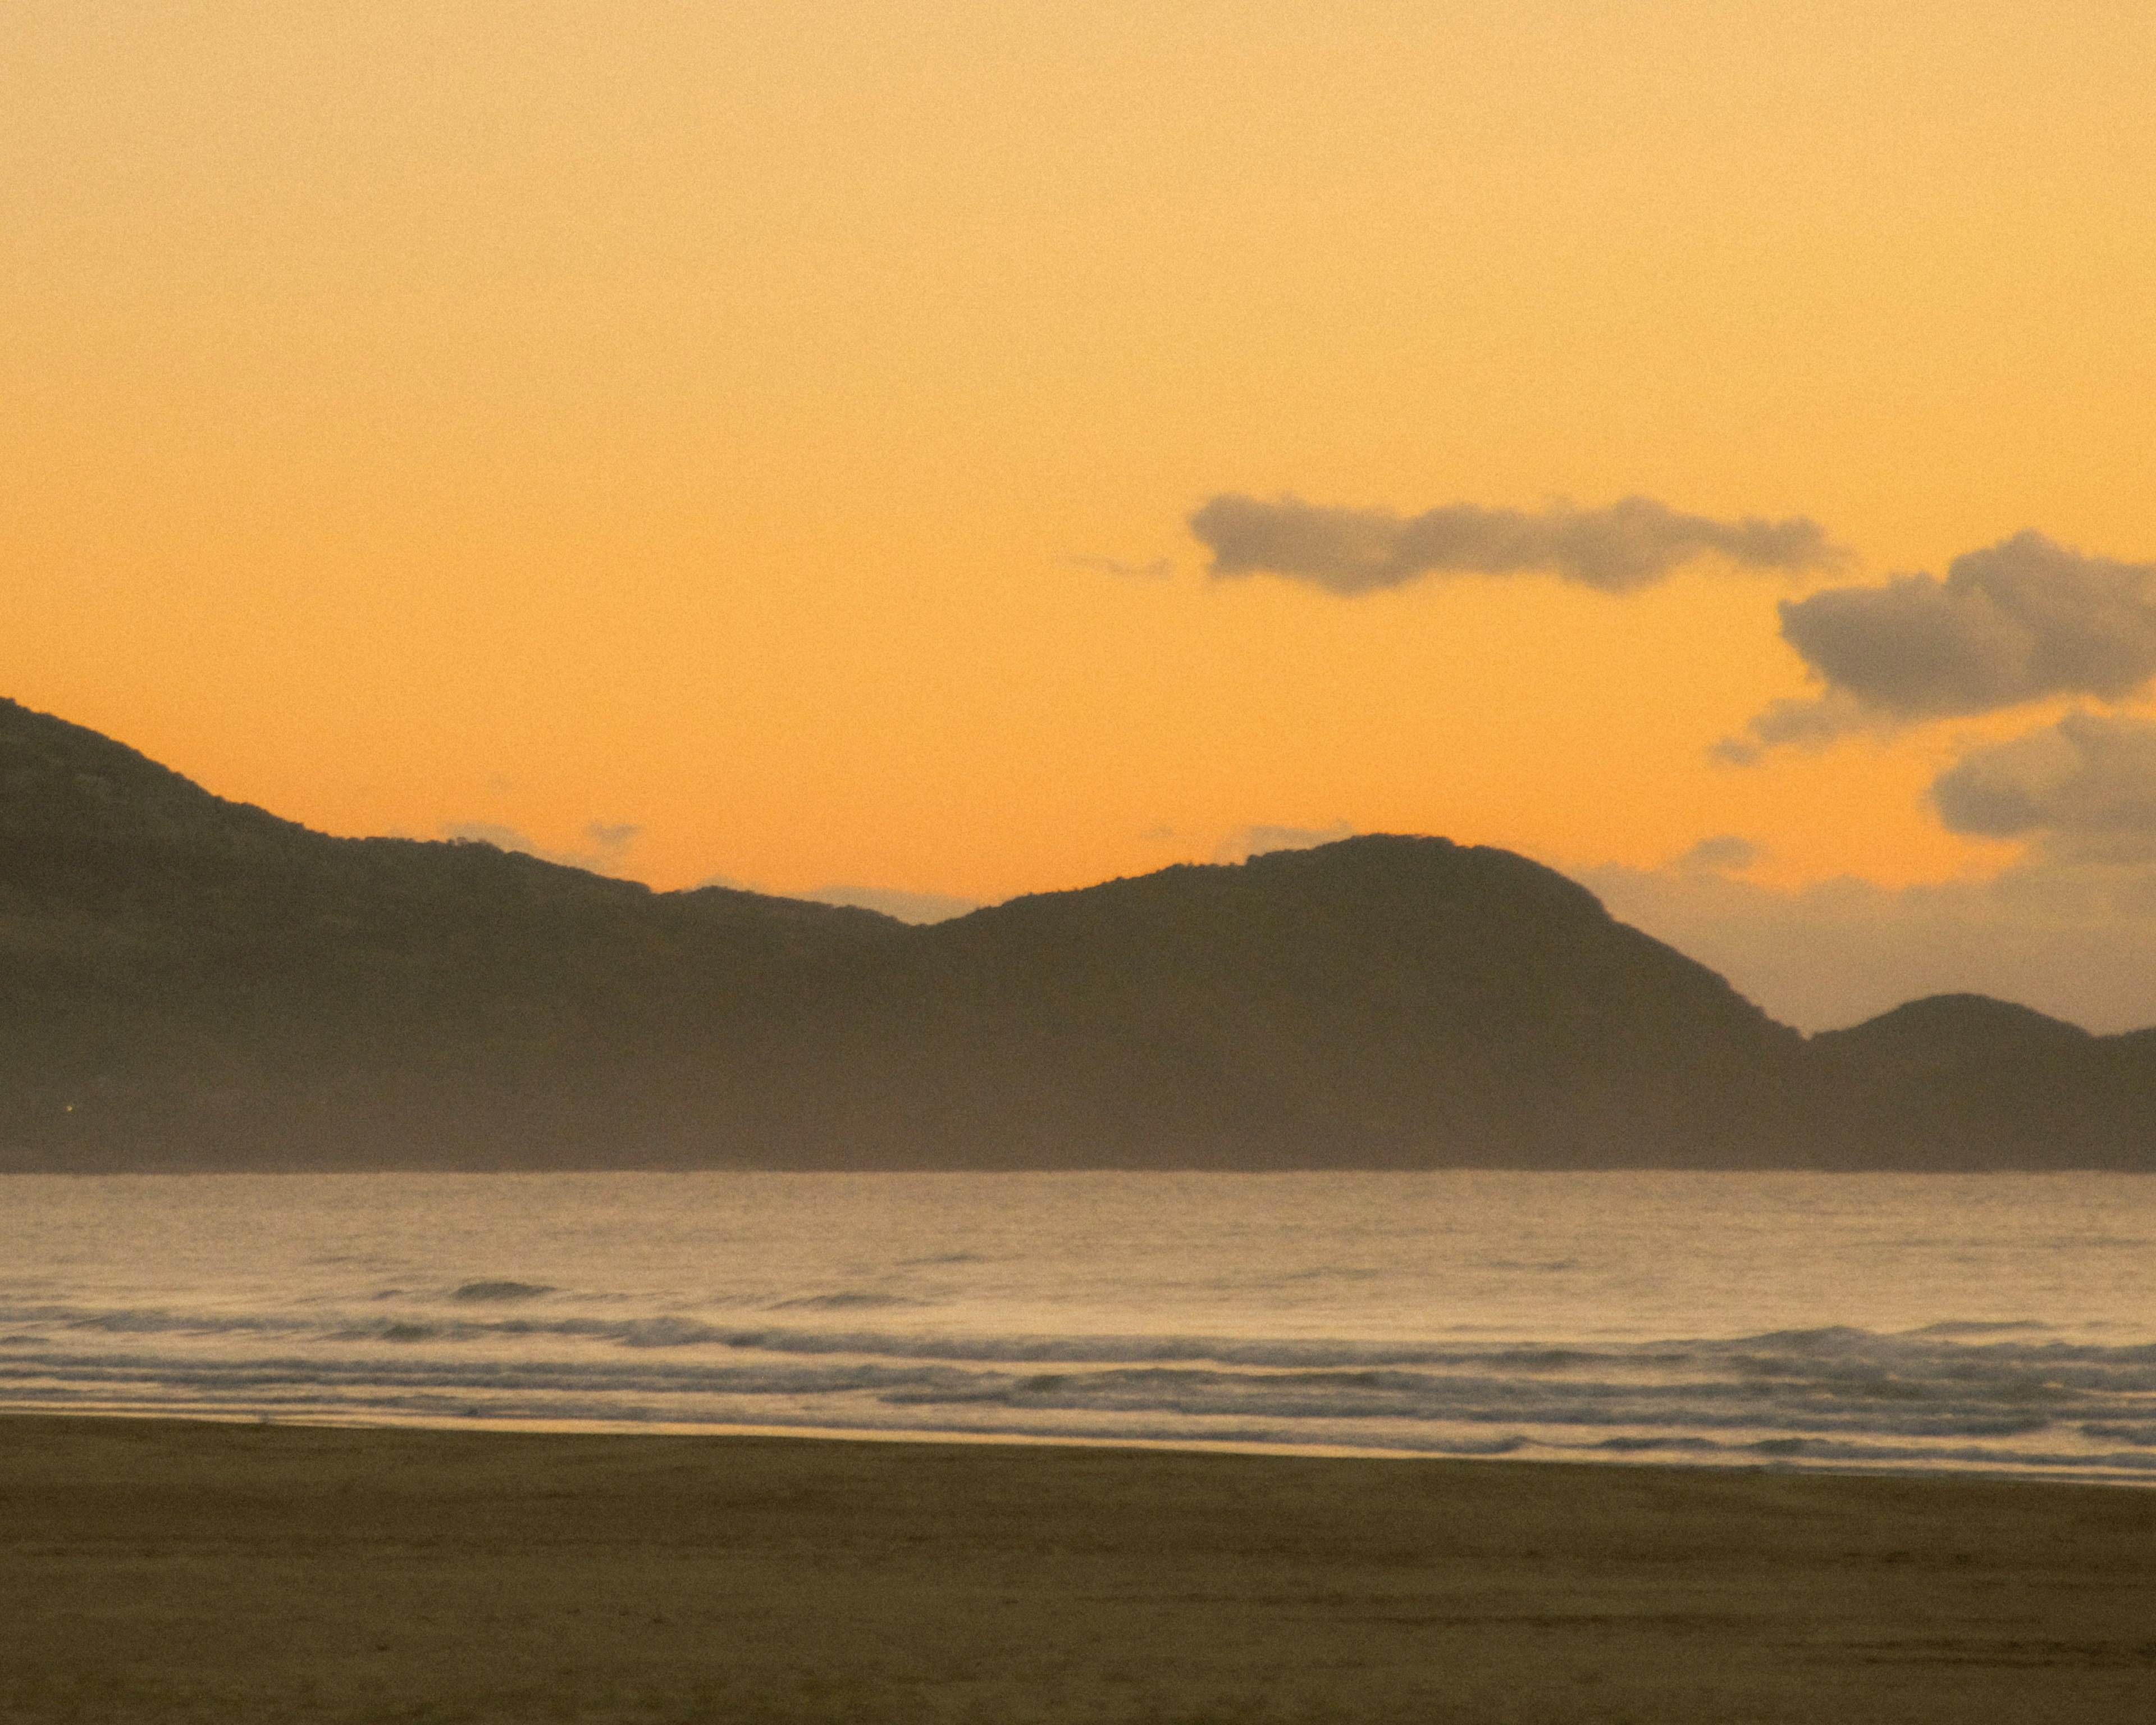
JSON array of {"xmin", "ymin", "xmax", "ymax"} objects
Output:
[{"xmin": 4, "ymin": 1414, "xmax": 2153, "ymax": 1723}]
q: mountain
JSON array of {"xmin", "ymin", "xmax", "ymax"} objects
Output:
[
  {"xmin": 740, "ymin": 838, "xmax": 1808, "ymax": 1169},
  {"xmin": 0, "ymin": 697, "xmax": 903, "ymax": 1168},
  {"xmin": 1808, "ymin": 995, "xmax": 2153, "ymax": 1170},
  {"xmin": 3, "ymin": 696, "xmax": 2153, "ymax": 1171}
]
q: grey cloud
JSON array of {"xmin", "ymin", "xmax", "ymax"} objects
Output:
[
  {"xmin": 1215, "ymin": 823, "xmax": 1355, "ymax": 864},
  {"xmin": 1932, "ymin": 713, "xmax": 2156, "ymax": 862},
  {"xmin": 1726, "ymin": 532, "xmax": 2156, "ymax": 755},
  {"xmin": 1189, "ymin": 493, "xmax": 1839, "ymax": 596}
]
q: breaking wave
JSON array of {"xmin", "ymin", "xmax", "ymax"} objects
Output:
[
  {"xmin": 5, "ymin": 1169, "xmax": 2155, "ymax": 1482},
  {"xmin": 5, "ymin": 1299, "xmax": 2155, "ymax": 1480}
]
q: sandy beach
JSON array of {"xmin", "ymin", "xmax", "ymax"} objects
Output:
[{"xmin": 4, "ymin": 1415, "xmax": 2153, "ymax": 1722}]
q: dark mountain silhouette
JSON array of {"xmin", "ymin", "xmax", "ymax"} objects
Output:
[
  {"xmin": 1806, "ymin": 994, "xmax": 2151, "ymax": 1170},
  {"xmin": 738, "ymin": 840, "xmax": 1808, "ymax": 1169},
  {"xmin": 3, "ymin": 696, "xmax": 2152, "ymax": 1171},
  {"xmin": 1811, "ymin": 994, "xmax": 2092, "ymax": 1072},
  {"xmin": 0, "ymin": 697, "xmax": 904, "ymax": 1168}
]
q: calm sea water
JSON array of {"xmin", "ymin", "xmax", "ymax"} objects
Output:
[{"xmin": 4, "ymin": 1172, "xmax": 2154, "ymax": 1483}]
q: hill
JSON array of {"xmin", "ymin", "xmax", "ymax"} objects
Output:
[
  {"xmin": 3, "ymin": 697, "xmax": 2152, "ymax": 1170},
  {"xmin": 1808, "ymin": 994, "xmax": 2153, "ymax": 1169},
  {"xmin": 0, "ymin": 698, "xmax": 902, "ymax": 1167},
  {"xmin": 745, "ymin": 837, "xmax": 1808, "ymax": 1168}
]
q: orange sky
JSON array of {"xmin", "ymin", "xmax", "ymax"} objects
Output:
[{"xmin": 6, "ymin": 1, "xmax": 2154, "ymax": 912}]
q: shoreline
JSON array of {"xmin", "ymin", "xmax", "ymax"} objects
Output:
[
  {"xmin": 11, "ymin": 1400, "xmax": 2156, "ymax": 1489},
  {"xmin": 11, "ymin": 1164, "xmax": 2156, "ymax": 1176},
  {"xmin": 6, "ymin": 1410, "xmax": 2154, "ymax": 1722}
]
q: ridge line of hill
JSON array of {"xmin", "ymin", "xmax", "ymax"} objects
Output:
[{"xmin": 4, "ymin": 696, "xmax": 2151, "ymax": 1171}]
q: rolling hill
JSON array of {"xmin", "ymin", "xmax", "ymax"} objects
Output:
[{"xmin": 3, "ymin": 696, "xmax": 2151, "ymax": 1170}]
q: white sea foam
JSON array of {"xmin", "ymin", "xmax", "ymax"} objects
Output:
[{"xmin": 3, "ymin": 1171, "xmax": 2153, "ymax": 1481}]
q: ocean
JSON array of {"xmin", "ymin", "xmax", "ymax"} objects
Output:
[{"xmin": 4, "ymin": 1171, "xmax": 2154, "ymax": 1484}]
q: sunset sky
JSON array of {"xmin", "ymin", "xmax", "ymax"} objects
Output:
[{"xmin": 7, "ymin": 2, "xmax": 2155, "ymax": 1029}]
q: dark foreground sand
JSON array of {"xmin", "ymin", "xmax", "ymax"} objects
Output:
[{"xmin": 4, "ymin": 1416, "xmax": 2154, "ymax": 1724}]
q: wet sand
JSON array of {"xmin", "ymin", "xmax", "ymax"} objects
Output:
[{"xmin": 4, "ymin": 1414, "xmax": 2154, "ymax": 1723}]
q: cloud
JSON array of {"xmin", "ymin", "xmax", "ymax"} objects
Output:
[
  {"xmin": 1065, "ymin": 554, "xmax": 1174, "ymax": 581},
  {"xmin": 1187, "ymin": 493, "xmax": 1839, "ymax": 596},
  {"xmin": 1574, "ymin": 848, "xmax": 2156, "ymax": 1035},
  {"xmin": 1215, "ymin": 822, "xmax": 1355, "ymax": 864},
  {"xmin": 442, "ymin": 819, "xmax": 643, "ymax": 874},
  {"xmin": 1932, "ymin": 713, "xmax": 2156, "ymax": 864},
  {"xmin": 1671, "ymin": 833, "xmax": 1764, "ymax": 873},
  {"xmin": 1724, "ymin": 531, "xmax": 2156, "ymax": 755},
  {"xmin": 1664, "ymin": 718, "xmax": 2156, "ymax": 1025},
  {"xmin": 445, "ymin": 823, "xmax": 545, "ymax": 854},
  {"xmin": 1710, "ymin": 692, "xmax": 1881, "ymax": 765},
  {"xmin": 800, "ymin": 884, "xmax": 982, "ymax": 924}
]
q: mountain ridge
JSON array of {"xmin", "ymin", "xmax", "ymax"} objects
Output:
[{"xmin": 3, "ymin": 696, "xmax": 2152, "ymax": 1171}]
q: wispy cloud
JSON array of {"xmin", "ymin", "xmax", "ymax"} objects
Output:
[
  {"xmin": 1670, "ymin": 833, "xmax": 1765, "ymax": 874},
  {"xmin": 1189, "ymin": 493, "xmax": 1840, "ymax": 596},
  {"xmin": 1214, "ymin": 822, "xmax": 1355, "ymax": 864},
  {"xmin": 442, "ymin": 819, "xmax": 643, "ymax": 875},
  {"xmin": 1063, "ymin": 553, "xmax": 1175, "ymax": 581}
]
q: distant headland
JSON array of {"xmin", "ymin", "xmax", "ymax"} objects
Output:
[{"xmin": 3, "ymin": 696, "xmax": 2150, "ymax": 1172}]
